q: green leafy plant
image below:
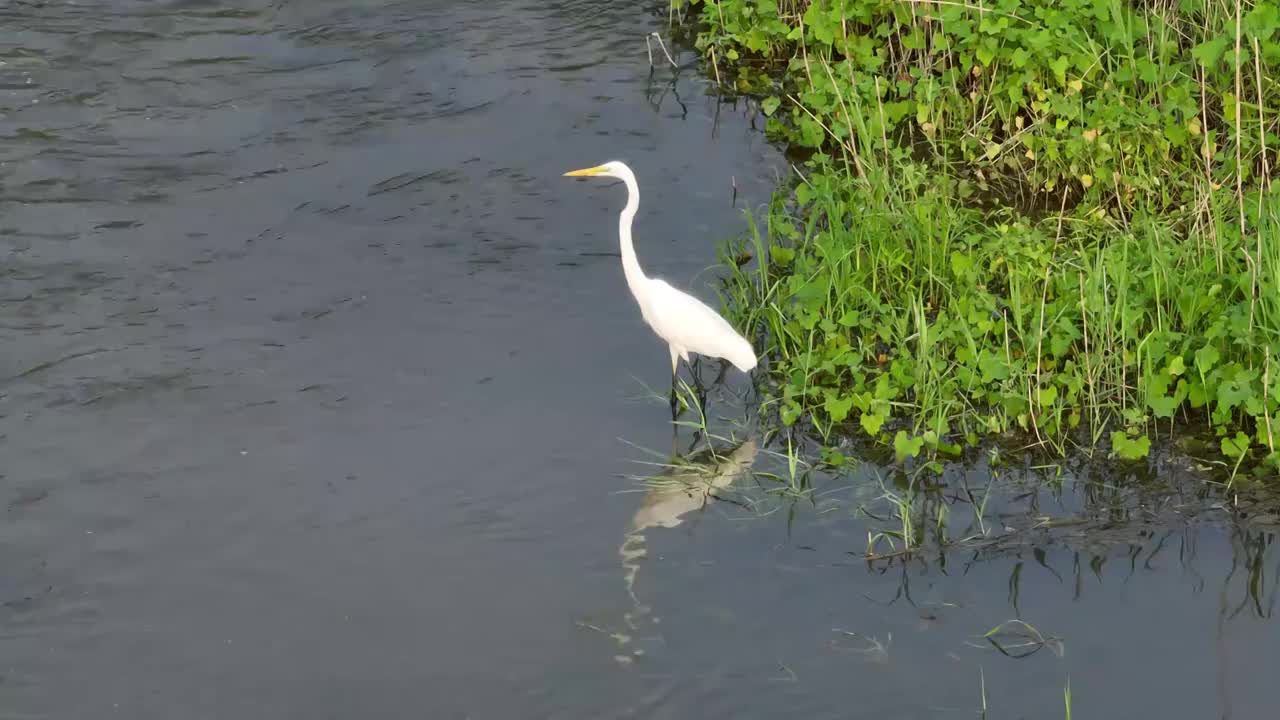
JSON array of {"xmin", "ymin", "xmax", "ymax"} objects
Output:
[{"xmin": 698, "ymin": 0, "xmax": 1280, "ymax": 475}]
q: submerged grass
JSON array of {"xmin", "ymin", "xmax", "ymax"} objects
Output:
[{"xmin": 671, "ymin": 0, "xmax": 1280, "ymax": 480}]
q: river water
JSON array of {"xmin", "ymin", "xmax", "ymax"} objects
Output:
[{"xmin": 1, "ymin": 1, "xmax": 1277, "ymax": 718}]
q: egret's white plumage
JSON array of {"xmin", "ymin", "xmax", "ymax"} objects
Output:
[{"xmin": 564, "ymin": 160, "xmax": 758, "ymax": 387}]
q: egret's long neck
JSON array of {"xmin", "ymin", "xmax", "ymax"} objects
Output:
[{"xmin": 618, "ymin": 173, "xmax": 647, "ymax": 294}]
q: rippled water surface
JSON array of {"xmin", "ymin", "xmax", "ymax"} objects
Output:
[{"xmin": 2, "ymin": 1, "xmax": 1278, "ymax": 718}]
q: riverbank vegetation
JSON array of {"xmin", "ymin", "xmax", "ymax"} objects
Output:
[{"xmin": 675, "ymin": 0, "xmax": 1280, "ymax": 479}]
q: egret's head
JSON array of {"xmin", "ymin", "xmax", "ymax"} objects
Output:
[{"xmin": 563, "ymin": 160, "xmax": 632, "ymax": 182}]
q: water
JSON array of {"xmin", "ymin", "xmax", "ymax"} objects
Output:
[{"xmin": 0, "ymin": 1, "xmax": 1276, "ymax": 718}]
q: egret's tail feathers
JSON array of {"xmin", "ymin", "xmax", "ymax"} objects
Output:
[{"xmin": 725, "ymin": 335, "xmax": 758, "ymax": 373}]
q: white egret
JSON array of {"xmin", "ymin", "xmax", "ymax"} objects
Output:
[{"xmin": 564, "ymin": 161, "xmax": 757, "ymax": 413}]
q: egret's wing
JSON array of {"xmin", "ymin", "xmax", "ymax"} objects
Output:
[
  {"xmin": 644, "ymin": 278, "xmax": 757, "ymax": 370},
  {"xmin": 643, "ymin": 279, "xmax": 735, "ymax": 345}
]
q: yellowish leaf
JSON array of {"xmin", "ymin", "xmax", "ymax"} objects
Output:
[{"xmin": 1223, "ymin": 92, "xmax": 1238, "ymax": 125}]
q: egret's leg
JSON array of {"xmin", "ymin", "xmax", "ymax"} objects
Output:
[
  {"xmin": 690, "ymin": 356, "xmax": 704, "ymax": 389},
  {"xmin": 668, "ymin": 345, "xmax": 681, "ymax": 418},
  {"xmin": 687, "ymin": 356, "xmax": 709, "ymax": 419}
]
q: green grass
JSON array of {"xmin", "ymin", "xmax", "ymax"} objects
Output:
[{"xmin": 675, "ymin": 0, "xmax": 1280, "ymax": 478}]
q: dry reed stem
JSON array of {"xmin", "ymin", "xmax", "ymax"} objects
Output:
[
  {"xmin": 1198, "ymin": 34, "xmax": 1222, "ymax": 271},
  {"xmin": 874, "ymin": 76, "xmax": 889, "ymax": 166},
  {"xmin": 646, "ymin": 32, "xmax": 679, "ymax": 69},
  {"xmin": 821, "ymin": 58, "xmax": 867, "ymax": 180},
  {"xmin": 1030, "ymin": 267, "xmax": 1051, "ymax": 447},
  {"xmin": 1234, "ymin": 0, "xmax": 1254, "ymax": 333},
  {"xmin": 1078, "ymin": 270, "xmax": 1098, "ymax": 431},
  {"xmin": 893, "ymin": 0, "xmax": 1028, "ymax": 23},
  {"xmin": 787, "ymin": 93, "xmax": 849, "ymax": 154},
  {"xmin": 1254, "ymin": 37, "xmax": 1271, "ymax": 193},
  {"xmin": 836, "ymin": 15, "xmax": 869, "ymax": 179},
  {"xmin": 1266, "ymin": 347, "xmax": 1275, "ymax": 453}
]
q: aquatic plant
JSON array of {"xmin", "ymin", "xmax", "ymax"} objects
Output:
[{"xmin": 680, "ymin": 0, "xmax": 1280, "ymax": 477}]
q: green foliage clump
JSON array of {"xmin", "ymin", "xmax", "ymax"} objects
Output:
[
  {"xmin": 683, "ymin": 0, "xmax": 1280, "ymax": 475},
  {"xmin": 684, "ymin": 0, "xmax": 1280, "ymax": 211}
]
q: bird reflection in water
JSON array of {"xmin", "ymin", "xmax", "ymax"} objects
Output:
[{"xmin": 611, "ymin": 435, "xmax": 759, "ymax": 663}]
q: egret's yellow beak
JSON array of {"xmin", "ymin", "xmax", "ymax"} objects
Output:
[{"xmin": 563, "ymin": 165, "xmax": 608, "ymax": 177}]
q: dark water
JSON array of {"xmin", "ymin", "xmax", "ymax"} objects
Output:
[{"xmin": 1, "ymin": 1, "xmax": 1277, "ymax": 718}]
